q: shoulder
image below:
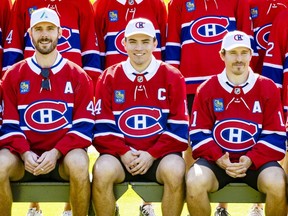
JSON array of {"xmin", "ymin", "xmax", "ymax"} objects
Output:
[
  {"xmin": 3, "ymin": 59, "xmax": 28, "ymax": 77},
  {"xmin": 256, "ymin": 75, "xmax": 279, "ymax": 91},
  {"xmin": 64, "ymin": 60, "xmax": 92, "ymax": 81},
  {"xmin": 197, "ymin": 75, "xmax": 218, "ymax": 92},
  {"xmin": 98, "ymin": 62, "xmax": 123, "ymax": 82},
  {"xmin": 158, "ymin": 61, "xmax": 184, "ymax": 78}
]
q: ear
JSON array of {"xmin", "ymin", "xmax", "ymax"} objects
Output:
[
  {"xmin": 58, "ymin": 27, "xmax": 63, "ymax": 39},
  {"xmin": 122, "ymin": 38, "xmax": 127, "ymax": 51},
  {"xmin": 153, "ymin": 38, "xmax": 158, "ymax": 51},
  {"xmin": 28, "ymin": 28, "xmax": 32, "ymax": 37},
  {"xmin": 219, "ymin": 51, "xmax": 225, "ymax": 61}
]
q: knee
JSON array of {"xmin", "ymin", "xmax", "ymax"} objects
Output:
[
  {"xmin": 92, "ymin": 155, "xmax": 121, "ymax": 184},
  {"xmin": 158, "ymin": 156, "xmax": 186, "ymax": 186},
  {"xmin": 0, "ymin": 150, "xmax": 19, "ymax": 181},
  {"xmin": 259, "ymin": 168, "xmax": 286, "ymax": 195},
  {"xmin": 186, "ymin": 165, "xmax": 212, "ymax": 195},
  {"xmin": 64, "ymin": 151, "xmax": 89, "ymax": 178}
]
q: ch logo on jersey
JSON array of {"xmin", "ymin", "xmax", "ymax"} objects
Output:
[
  {"xmin": 213, "ymin": 119, "xmax": 259, "ymax": 152},
  {"xmin": 255, "ymin": 24, "xmax": 271, "ymax": 50},
  {"xmin": 115, "ymin": 30, "xmax": 127, "ymax": 55},
  {"xmin": 24, "ymin": 101, "xmax": 69, "ymax": 132},
  {"xmin": 57, "ymin": 27, "xmax": 72, "ymax": 53},
  {"xmin": 118, "ymin": 107, "xmax": 163, "ymax": 138},
  {"xmin": 190, "ymin": 16, "xmax": 230, "ymax": 44}
]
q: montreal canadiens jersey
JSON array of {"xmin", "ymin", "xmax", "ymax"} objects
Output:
[
  {"xmin": 2, "ymin": 0, "xmax": 102, "ymax": 82},
  {"xmin": 262, "ymin": 9, "xmax": 288, "ymax": 118},
  {"xmin": 0, "ymin": 0, "xmax": 12, "ymax": 71},
  {"xmin": 0, "ymin": 53, "xmax": 95, "ymax": 156},
  {"xmin": 93, "ymin": 57, "xmax": 189, "ymax": 158},
  {"xmin": 165, "ymin": 0, "xmax": 254, "ymax": 95},
  {"xmin": 190, "ymin": 69, "xmax": 286, "ymax": 170},
  {"xmin": 249, "ymin": 0, "xmax": 288, "ymax": 74},
  {"xmin": 93, "ymin": 0, "xmax": 167, "ymax": 69}
]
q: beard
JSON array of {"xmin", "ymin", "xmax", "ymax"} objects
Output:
[{"xmin": 32, "ymin": 37, "xmax": 58, "ymax": 55}]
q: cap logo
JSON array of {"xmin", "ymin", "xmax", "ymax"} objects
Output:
[
  {"xmin": 135, "ymin": 22, "xmax": 145, "ymax": 29},
  {"xmin": 40, "ymin": 11, "xmax": 49, "ymax": 19},
  {"xmin": 234, "ymin": 34, "xmax": 244, "ymax": 41}
]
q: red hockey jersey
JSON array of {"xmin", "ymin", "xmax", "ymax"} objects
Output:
[
  {"xmin": 93, "ymin": 57, "xmax": 189, "ymax": 158},
  {"xmin": 93, "ymin": 0, "xmax": 167, "ymax": 69},
  {"xmin": 0, "ymin": 0, "xmax": 12, "ymax": 71},
  {"xmin": 0, "ymin": 53, "xmax": 95, "ymax": 156},
  {"xmin": 262, "ymin": 9, "xmax": 288, "ymax": 118},
  {"xmin": 190, "ymin": 69, "xmax": 286, "ymax": 170},
  {"xmin": 249, "ymin": 0, "xmax": 288, "ymax": 73},
  {"xmin": 2, "ymin": 0, "xmax": 102, "ymax": 82},
  {"xmin": 165, "ymin": 0, "xmax": 253, "ymax": 95}
]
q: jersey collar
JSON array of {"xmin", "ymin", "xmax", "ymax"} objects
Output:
[
  {"xmin": 27, "ymin": 52, "xmax": 68, "ymax": 75},
  {"xmin": 218, "ymin": 67, "xmax": 259, "ymax": 94},
  {"xmin": 117, "ymin": 0, "xmax": 144, "ymax": 5},
  {"xmin": 122, "ymin": 55, "xmax": 160, "ymax": 82}
]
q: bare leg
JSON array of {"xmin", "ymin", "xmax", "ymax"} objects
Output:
[
  {"xmin": 186, "ymin": 164, "xmax": 218, "ymax": 216},
  {"xmin": 258, "ymin": 166, "xmax": 287, "ymax": 216},
  {"xmin": 157, "ymin": 154, "xmax": 186, "ymax": 216},
  {"xmin": 184, "ymin": 145, "xmax": 195, "ymax": 173},
  {"xmin": 0, "ymin": 149, "xmax": 25, "ymax": 216},
  {"xmin": 92, "ymin": 155, "xmax": 125, "ymax": 216},
  {"xmin": 59, "ymin": 149, "xmax": 90, "ymax": 216}
]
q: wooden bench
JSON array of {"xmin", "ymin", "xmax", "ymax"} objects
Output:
[
  {"xmin": 130, "ymin": 182, "xmax": 266, "ymax": 203},
  {"xmin": 11, "ymin": 182, "xmax": 129, "ymax": 216},
  {"xmin": 10, "ymin": 181, "xmax": 266, "ymax": 215}
]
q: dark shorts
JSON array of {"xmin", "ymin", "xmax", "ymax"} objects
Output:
[
  {"xmin": 14, "ymin": 163, "xmax": 67, "ymax": 182},
  {"xmin": 187, "ymin": 94, "xmax": 195, "ymax": 116},
  {"xmin": 195, "ymin": 158, "xmax": 282, "ymax": 191},
  {"xmin": 119, "ymin": 153, "xmax": 182, "ymax": 184}
]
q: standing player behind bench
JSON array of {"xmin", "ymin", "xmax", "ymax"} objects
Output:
[
  {"xmin": 0, "ymin": 8, "xmax": 94, "ymax": 216},
  {"xmin": 186, "ymin": 30, "xmax": 287, "ymax": 216},
  {"xmin": 92, "ymin": 18, "xmax": 189, "ymax": 216}
]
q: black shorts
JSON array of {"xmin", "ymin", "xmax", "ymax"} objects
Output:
[
  {"xmin": 187, "ymin": 94, "xmax": 195, "ymax": 116},
  {"xmin": 120, "ymin": 153, "xmax": 182, "ymax": 184},
  {"xmin": 14, "ymin": 163, "xmax": 67, "ymax": 182},
  {"xmin": 195, "ymin": 158, "xmax": 282, "ymax": 191}
]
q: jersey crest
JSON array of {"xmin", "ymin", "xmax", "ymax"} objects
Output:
[
  {"xmin": 117, "ymin": 107, "xmax": 163, "ymax": 138},
  {"xmin": 190, "ymin": 16, "xmax": 230, "ymax": 44},
  {"xmin": 24, "ymin": 100, "xmax": 70, "ymax": 133},
  {"xmin": 213, "ymin": 119, "xmax": 259, "ymax": 152}
]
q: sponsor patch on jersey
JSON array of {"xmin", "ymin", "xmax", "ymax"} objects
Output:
[
  {"xmin": 250, "ymin": 7, "xmax": 258, "ymax": 19},
  {"xmin": 213, "ymin": 99, "xmax": 224, "ymax": 112},
  {"xmin": 28, "ymin": 6, "xmax": 38, "ymax": 17},
  {"xmin": 186, "ymin": 0, "xmax": 196, "ymax": 12},
  {"xmin": 20, "ymin": 81, "xmax": 30, "ymax": 94},
  {"xmin": 109, "ymin": 10, "xmax": 118, "ymax": 22},
  {"xmin": 115, "ymin": 90, "xmax": 125, "ymax": 103}
]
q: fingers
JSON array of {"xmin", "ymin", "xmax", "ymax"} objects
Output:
[{"xmin": 226, "ymin": 166, "xmax": 247, "ymax": 178}]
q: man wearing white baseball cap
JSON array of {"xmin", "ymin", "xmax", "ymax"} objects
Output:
[
  {"xmin": 92, "ymin": 17, "xmax": 189, "ymax": 216},
  {"xmin": 29, "ymin": 7, "xmax": 61, "ymax": 29},
  {"xmin": 124, "ymin": 18, "xmax": 156, "ymax": 38},
  {"xmin": 220, "ymin": 30, "xmax": 253, "ymax": 54},
  {"xmin": 0, "ymin": 7, "xmax": 94, "ymax": 216},
  {"xmin": 186, "ymin": 30, "xmax": 287, "ymax": 216}
]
